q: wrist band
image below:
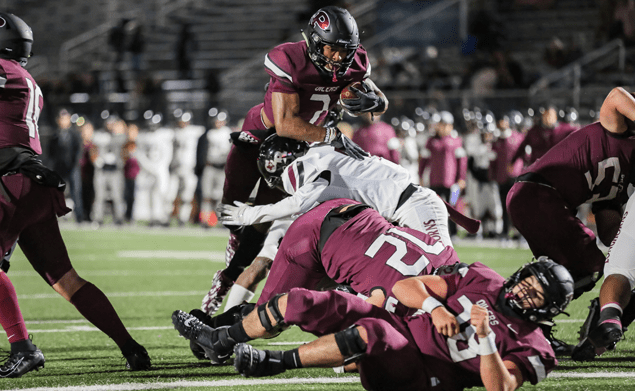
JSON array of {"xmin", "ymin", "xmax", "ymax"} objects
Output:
[
  {"xmin": 324, "ymin": 127, "xmax": 337, "ymax": 143},
  {"xmin": 421, "ymin": 296, "xmax": 443, "ymax": 314},
  {"xmin": 479, "ymin": 331, "xmax": 497, "ymax": 356}
]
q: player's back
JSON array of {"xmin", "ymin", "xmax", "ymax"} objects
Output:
[
  {"xmin": 290, "ymin": 145, "xmax": 413, "ymax": 217},
  {"xmin": 0, "ymin": 58, "xmax": 42, "ymax": 154},
  {"xmin": 321, "ymin": 205, "xmax": 459, "ymax": 315},
  {"xmin": 526, "ymin": 122, "xmax": 635, "ymax": 207}
]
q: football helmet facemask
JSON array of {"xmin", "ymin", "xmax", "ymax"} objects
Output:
[
  {"xmin": 302, "ymin": 6, "xmax": 359, "ymax": 81},
  {"xmin": 257, "ymin": 134, "xmax": 309, "ymax": 191},
  {"xmin": 0, "ymin": 13, "xmax": 33, "ymax": 67},
  {"xmin": 503, "ymin": 256, "xmax": 574, "ymax": 323}
]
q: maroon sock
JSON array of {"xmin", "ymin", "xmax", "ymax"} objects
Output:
[
  {"xmin": 70, "ymin": 282, "xmax": 132, "ymax": 349},
  {"xmin": 0, "ymin": 272, "xmax": 29, "ymax": 344}
]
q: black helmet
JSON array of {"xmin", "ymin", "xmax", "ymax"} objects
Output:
[
  {"xmin": 257, "ymin": 134, "xmax": 309, "ymax": 190},
  {"xmin": 503, "ymin": 256, "xmax": 574, "ymax": 323},
  {"xmin": 302, "ymin": 6, "xmax": 359, "ymax": 81},
  {"xmin": 0, "ymin": 13, "xmax": 33, "ymax": 67}
]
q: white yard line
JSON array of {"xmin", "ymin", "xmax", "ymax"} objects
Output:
[
  {"xmin": 116, "ymin": 250, "xmax": 225, "ymax": 260},
  {"xmin": 14, "ymin": 372, "xmax": 635, "ymax": 391},
  {"xmin": 18, "ymin": 291, "xmax": 206, "ymax": 299}
]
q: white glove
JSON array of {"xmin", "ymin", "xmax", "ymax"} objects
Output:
[{"xmin": 216, "ymin": 201, "xmax": 255, "ymax": 226}]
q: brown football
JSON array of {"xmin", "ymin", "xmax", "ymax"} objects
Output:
[{"xmin": 340, "ymin": 82, "xmax": 367, "ymax": 101}]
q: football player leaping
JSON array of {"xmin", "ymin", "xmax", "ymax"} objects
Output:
[{"xmin": 201, "ymin": 6, "xmax": 389, "ymax": 317}]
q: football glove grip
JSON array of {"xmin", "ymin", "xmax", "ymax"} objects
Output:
[
  {"xmin": 325, "ymin": 127, "xmax": 369, "ymax": 160},
  {"xmin": 340, "ymin": 82, "xmax": 386, "ymax": 113}
]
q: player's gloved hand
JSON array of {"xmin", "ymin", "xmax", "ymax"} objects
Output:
[
  {"xmin": 216, "ymin": 201, "xmax": 255, "ymax": 226},
  {"xmin": 340, "ymin": 82, "xmax": 386, "ymax": 113},
  {"xmin": 325, "ymin": 127, "xmax": 369, "ymax": 160}
]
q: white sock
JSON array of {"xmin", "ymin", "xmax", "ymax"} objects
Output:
[{"xmin": 224, "ymin": 284, "xmax": 255, "ymax": 311}]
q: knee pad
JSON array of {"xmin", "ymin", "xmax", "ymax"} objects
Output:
[
  {"xmin": 257, "ymin": 294, "xmax": 286, "ymax": 336},
  {"xmin": 334, "ymin": 325, "xmax": 367, "ymax": 365}
]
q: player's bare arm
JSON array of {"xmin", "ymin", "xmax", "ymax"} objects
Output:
[
  {"xmin": 392, "ymin": 275, "xmax": 460, "ymax": 336},
  {"xmin": 270, "ymin": 91, "xmax": 329, "ymax": 143},
  {"xmin": 600, "ymin": 87, "xmax": 635, "ymax": 134},
  {"xmin": 472, "ymin": 304, "xmax": 524, "ymax": 390}
]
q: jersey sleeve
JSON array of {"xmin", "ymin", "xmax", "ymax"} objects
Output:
[
  {"xmin": 264, "ymin": 46, "xmax": 298, "ymax": 93},
  {"xmin": 501, "ymin": 345, "xmax": 554, "ymax": 385}
]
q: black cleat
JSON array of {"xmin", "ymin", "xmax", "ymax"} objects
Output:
[
  {"xmin": 121, "ymin": 339, "xmax": 151, "ymax": 370},
  {"xmin": 234, "ymin": 343, "xmax": 286, "ymax": 377},
  {"xmin": 172, "ymin": 310, "xmax": 235, "ymax": 364},
  {"xmin": 0, "ymin": 347, "xmax": 45, "ymax": 378},
  {"xmin": 587, "ymin": 321, "xmax": 623, "ymax": 349},
  {"xmin": 549, "ymin": 336, "xmax": 574, "ymax": 356},
  {"xmin": 572, "ymin": 298, "xmax": 622, "ymax": 361}
]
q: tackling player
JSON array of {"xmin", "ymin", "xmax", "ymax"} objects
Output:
[
  {"xmin": 173, "ymin": 258, "xmax": 573, "ymax": 390},
  {"xmin": 201, "ymin": 5, "xmax": 389, "ymax": 316},
  {"xmin": 0, "ymin": 13, "xmax": 150, "ymax": 376}
]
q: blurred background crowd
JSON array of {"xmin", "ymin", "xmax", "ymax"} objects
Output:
[{"xmin": 8, "ymin": 0, "xmax": 633, "ymax": 242}]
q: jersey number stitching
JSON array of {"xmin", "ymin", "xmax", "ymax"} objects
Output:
[{"xmin": 24, "ymin": 78, "xmax": 42, "ymax": 139}]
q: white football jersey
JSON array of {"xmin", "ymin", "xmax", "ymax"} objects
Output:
[{"xmin": 281, "ymin": 145, "xmax": 412, "ymax": 219}]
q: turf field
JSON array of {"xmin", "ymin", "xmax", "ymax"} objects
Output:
[{"xmin": 1, "ymin": 224, "xmax": 635, "ymax": 391}]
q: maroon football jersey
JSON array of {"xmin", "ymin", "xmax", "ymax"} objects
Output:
[
  {"xmin": 0, "ymin": 58, "xmax": 43, "ymax": 154},
  {"xmin": 262, "ymin": 41, "xmax": 370, "ymax": 127},
  {"xmin": 513, "ymin": 124, "xmax": 553, "ymax": 165},
  {"xmin": 258, "ymin": 198, "xmax": 460, "ymax": 315},
  {"xmin": 525, "ymin": 122, "xmax": 635, "ymax": 208},
  {"xmin": 419, "ymin": 134, "xmax": 468, "ymax": 188},
  {"xmin": 406, "ymin": 262, "xmax": 556, "ymax": 386}
]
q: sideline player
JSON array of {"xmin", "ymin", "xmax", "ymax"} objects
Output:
[
  {"xmin": 0, "ymin": 13, "xmax": 150, "ymax": 376},
  {"xmin": 201, "ymin": 5, "xmax": 389, "ymax": 316},
  {"xmin": 173, "ymin": 258, "xmax": 573, "ymax": 390}
]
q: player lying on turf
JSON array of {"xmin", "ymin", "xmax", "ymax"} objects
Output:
[
  {"xmin": 186, "ymin": 198, "xmax": 461, "ymax": 360},
  {"xmin": 173, "ymin": 258, "xmax": 573, "ymax": 391}
]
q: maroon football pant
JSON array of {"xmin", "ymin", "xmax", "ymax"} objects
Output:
[
  {"xmin": 507, "ymin": 181, "xmax": 604, "ymax": 287},
  {"xmin": 285, "ymin": 288, "xmax": 434, "ymax": 391},
  {"xmin": 0, "ymin": 174, "xmax": 72, "ymax": 285}
]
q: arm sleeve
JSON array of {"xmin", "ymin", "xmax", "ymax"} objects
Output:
[{"xmin": 245, "ymin": 178, "xmax": 329, "ymax": 224}]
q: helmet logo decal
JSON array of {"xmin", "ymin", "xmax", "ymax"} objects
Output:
[
  {"xmin": 311, "ymin": 11, "xmax": 330, "ymax": 31},
  {"xmin": 265, "ymin": 159, "xmax": 276, "ymax": 173},
  {"xmin": 0, "ymin": 17, "xmax": 5, "ymax": 28}
]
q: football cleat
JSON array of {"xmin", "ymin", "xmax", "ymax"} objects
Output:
[
  {"xmin": 201, "ymin": 270, "xmax": 234, "ymax": 316},
  {"xmin": 540, "ymin": 324, "xmax": 574, "ymax": 357},
  {"xmin": 121, "ymin": 339, "xmax": 151, "ymax": 370},
  {"xmin": 0, "ymin": 347, "xmax": 45, "ymax": 378},
  {"xmin": 234, "ymin": 343, "xmax": 286, "ymax": 377},
  {"xmin": 587, "ymin": 322, "xmax": 623, "ymax": 350},
  {"xmin": 572, "ymin": 298, "xmax": 622, "ymax": 361},
  {"xmin": 172, "ymin": 310, "xmax": 234, "ymax": 364}
]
